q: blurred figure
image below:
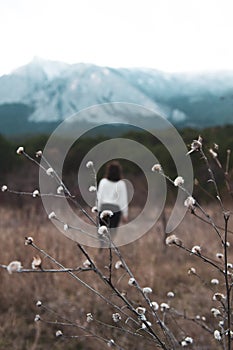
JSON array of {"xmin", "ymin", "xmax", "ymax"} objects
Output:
[{"xmin": 97, "ymin": 161, "xmax": 128, "ymax": 228}]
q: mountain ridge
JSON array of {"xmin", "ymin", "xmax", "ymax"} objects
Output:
[{"xmin": 0, "ymin": 58, "xmax": 233, "ymax": 135}]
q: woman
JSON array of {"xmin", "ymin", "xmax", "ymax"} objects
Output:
[{"xmin": 97, "ymin": 161, "xmax": 128, "ymax": 228}]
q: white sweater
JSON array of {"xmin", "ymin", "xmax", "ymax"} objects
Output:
[{"xmin": 97, "ymin": 178, "xmax": 128, "ymax": 217}]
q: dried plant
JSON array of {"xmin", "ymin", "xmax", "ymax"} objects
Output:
[{"xmin": 0, "ymin": 136, "xmax": 233, "ymax": 350}]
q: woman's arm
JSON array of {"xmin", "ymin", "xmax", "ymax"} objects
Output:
[
  {"xmin": 118, "ymin": 180, "xmax": 128, "ymax": 220},
  {"xmin": 97, "ymin": 179, "xmax": 105, "ymax": 210}
]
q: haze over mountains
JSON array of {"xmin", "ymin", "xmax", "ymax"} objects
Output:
[{"xmin": 0, "ymin": 57, "xmax": 233, "ymax": 136}]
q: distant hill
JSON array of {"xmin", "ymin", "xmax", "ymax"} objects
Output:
[
  {"xmin": 0, "ymin": 103, "xmax": 61, "ymax": 135},
  {"xmin": 0, "ymin": 58, "xmax": 233, "ymax": 136}
]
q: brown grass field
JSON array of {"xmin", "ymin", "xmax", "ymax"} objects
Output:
[{"xmin": 0, "ymin": 199, "xmax": 233, "ymax": 350}]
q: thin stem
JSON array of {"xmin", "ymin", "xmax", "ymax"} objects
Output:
[
  {"xmin": 161, "ymin": 172, "xmax": 224, "ymax": 244},
  {"xmin": 0, "ymin": 265, "xmax": 90, "ymax": 273},
  {"xmin": 225, "ymin": 149, "xmax": 231, "ymax": 175},
  {"xmin": 95, "ymin": 318, "xmax": 157, "ymax": 344},
  {"xmin": 199, "ymin": 148, "xmax": 225, "ymax": 212},
  {"xmin": 171, "ymin": 309, "xmax": 213, "ymax": 334},
  {"xmin": 76, "ymin": 244, "xmax": 168, "ymax": 349},
  {"xmin": 39, "ymin": 309, "xmax": 125, "ymax": 350},
  {"xmin": 190, "ymin": 211, "xmax": 233, "ymax": 235},
  {"xmin": 40, "ymin": 154, "xmax": 72, "ymax": 197},
  {"xmin": 7, "ymin": 189, "xmax": 69, "ymax": 199},
  {"xmin": 90, "ymin": 163, "xmax": 99, "ymax": 215},
  {"xmin": 173, "ymin": 243, "xmax": 224, "ymax": 274},
  {"xmin": 23, "ymin": 150, "xmax": 97, "ymax": 225},
  {"xmin": 29, "ymin": 242, "xmax": 140, "ymax": 325},
  {"xmin": 111, "ymin": 243, "xmax": 177, "ymax": 348},
  {"xmin": 108, "ymin": 246, "xmax": 113, "ymax": 283},
  {"xmin": 53, "ymin": 216, "xmax": 101, "ymax": 242},
  {"xmin": 223, "ymin": 213, "xmax": 231, "ymax": 350},
  {"xmin": 22, "ymin": 151, "xmax": 47, "ymax": 173}
]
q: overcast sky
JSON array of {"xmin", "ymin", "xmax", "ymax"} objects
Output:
[{"xmin": 0, "ymin": 0, "xmax": 233, "ymax": 76}]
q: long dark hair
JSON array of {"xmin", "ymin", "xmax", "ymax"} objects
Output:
[{"xmin": 105, "ymin": 161, "xmax": 123, "ymax": 182}]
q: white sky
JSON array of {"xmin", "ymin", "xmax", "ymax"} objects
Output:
[{"xmin": 0, "ymin": 0, "xmax": 233, "ymax": 76}]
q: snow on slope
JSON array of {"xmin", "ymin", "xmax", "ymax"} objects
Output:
[{"xmin": 1, "ymin": 58, "xmax": 233, "ymax": 128}]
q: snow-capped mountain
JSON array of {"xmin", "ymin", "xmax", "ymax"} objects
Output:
[{"xmin": 0, "ymin": 58, "xmax": 233, "ymax": 135}]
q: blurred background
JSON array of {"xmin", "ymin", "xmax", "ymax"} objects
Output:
[{"xmin": 0, "ymin": 1, "xmax": 233, "ymax": 349}]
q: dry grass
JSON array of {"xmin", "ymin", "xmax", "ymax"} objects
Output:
[{"xmin": 0, "ymin": 201, "xmax": 232, "ymax": 350}]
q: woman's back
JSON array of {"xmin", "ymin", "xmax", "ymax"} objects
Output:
[{"xmin": 97, "ymin": 178, "xmax": 128, "ymax": 218}]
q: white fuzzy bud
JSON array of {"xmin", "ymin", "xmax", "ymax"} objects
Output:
[
  {"xmin": 86, "ymin": 313, "xmax": 93, "ymax": 323},
  {"xmin": 98, "ymin": 225, "xmax": 108, "ymax": 235},
  {"xmin": 128, "ymin": 277, "xmax": 136, "ymax": 286},
  {"xmin": 211, "ymin": 308, "xmax": 221, "ymax": 317},
  {"xmin": 7, "ymin": 261, "xmax": 22, "ymax": 274},
  {"xmin": 136, "ymin": 307, "xmax": 146, "ymax": 315},
  {"xmin": 91, "ymin": 206, "xmax": 98, "ymax": 213},
  {"xmin": 142, "ymin": 321, "xmax": 152, "ymax": 329},
  {"xmin": 186, "ymin": 136, "xmax": 202, "ymax": 154},
  {"xmin": 16, "ymin": 146, "xmax": 24, "ymax": 154},
  {"xmin": 165, "ymin": 234, "xmax": 182, "ymax": 246},
  {"xmin": 174, "ymin": 176, "xmax": 184, "ymax": 187},
  {"xmin": 86, "ymin": 161, "xmax": 94, "ymax": 169},
  {"xmin": 142, "ymin": 287, "xmax": 152, "ymax": 294},
  {"xmin": 56, "ymin": 330, "xmax": 63, "ymax": 337},
  {"xmin": 150, "ymin": 301, "xmax": 159, "ymax": 311},
  {"xmin": 213, "ymin": 293, "xmax": 225, "ymax": 301},
  {"xmin": 184, "ymin": 337, "xmax": 193, "ymax": 344},
  {"xmin": 34, "ymin": 314, "xmax": 40, "ymax": 322},
  {"xmin": 107, "ymin": 339, "xmax": 115, "ymax": 347},
  {"xmin": 57, "ymin": 185, "xmax": 64, "ymax": 194},
  {"xmin": 48, "ymin": 211, "xmax": 56, "ymax": 220},
  {"xmin": 160, "ymin": 303, "xmax": 170, "ymax": 311},
  {"xmin": 112, "ymin": 313, "xmax": 121, "ymax": 322},
  {"xmin": 32, "ymin": 189, "xmax": 39, "ymax": 197},
  {"xmin": 115, "ymin": 260, "xmax": 123, "ymax": 269},
  {"xmin": 191, "ymin": 245, "xmax": 201, "ymax": 254},
  {"xmin": 31, "ymin": 256, "xmax": 42, "ymax": 270},
  {"xmin": 214, "ymin": 330, "xmax": 221, "ymax": 341},
  {"xmin": 1, "ymin": 185, "xmax": 8, "ymax": 192},
  {"xmin": 25, "ymin": 236, "xmax": 34, "ymax": 245},
  {"xmin": 100, "ymin": 210, "xmax": 114, "ymax": 219},
  {"xmin": 184, "ymin": 196, "xmax": 195, "ymax": 209},
  {"xmin": 63, "ymin": 224, "xmax": 69, "ymax": 231},
  {"xmin": 188, "ymin": 267, "xmax": 196, "ymax": 275},
  {"xmin": 83, "ymin": 259, "xmax": 92, "ymax": 268},
  {"xmin": 46, "ymin": 167, "xmax": 54, "ymax": 176},
  {"xmin": 152, "ymin": 164, "xmax": 162, "ymax": 172},
  {"xmin": 211, "ymin": 278, "xmax": 219, "ymax": 285},
  {"xmin": 36, "ymin": 150, "xmax": 42, "ymax": 157}
]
